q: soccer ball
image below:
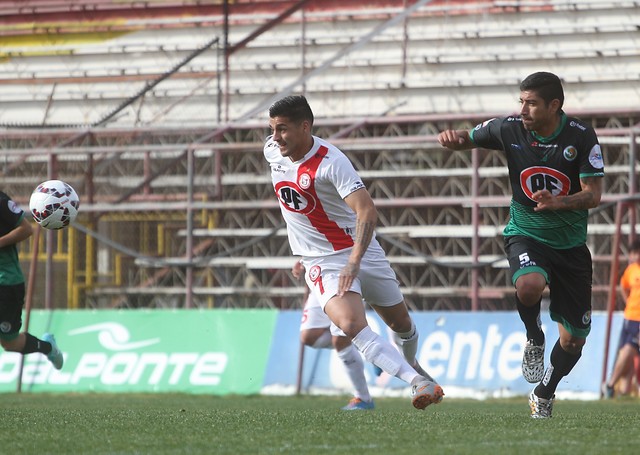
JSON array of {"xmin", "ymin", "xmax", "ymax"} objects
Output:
[{"xmin": 29, "ymin": 180, "xmax": 80, "ymax": 230}]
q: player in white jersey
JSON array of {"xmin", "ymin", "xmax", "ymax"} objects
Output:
[
  {"xmin": 265, "ymin": 95, "xmax": 443, "ymax": 410},
  {"xmin": 294, "ymin": 260, "xmax": 374, "ymax": 410}
]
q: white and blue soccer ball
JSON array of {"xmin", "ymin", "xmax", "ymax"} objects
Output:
[{"xmin": 29, "ymin": 180, "xmax": 80, "ymax": 230}]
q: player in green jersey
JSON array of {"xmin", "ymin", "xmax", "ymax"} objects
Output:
[
  {"xmin": 437, "ymin": 72, "xmax": 604, "ymax": 417},
  {"xmin": 0, "ymin": 190, "xmax": 64, "ymax": 370}
]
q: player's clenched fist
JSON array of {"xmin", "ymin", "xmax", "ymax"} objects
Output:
[{"xmin": 437, "ymin": 129, "xmax": 471, "ymax": 150}]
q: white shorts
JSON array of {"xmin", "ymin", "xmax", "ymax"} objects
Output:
[
  {"xmin": 299, "ymin": 292, "xmax": 345, "ymax": 336},
  {"xmin": 301, "ymin": 239, "xmax": 403, "ymax": 310}
]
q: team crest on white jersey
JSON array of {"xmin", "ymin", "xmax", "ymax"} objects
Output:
[
  {"xmin": 520, "ymin": 166, "xmax": 570, "ymax": 201},
  {"xmin": 274, "ymin": 181, "xmax": 315, "ymax": 214},
  {"xmin": 299, "ymin": 173, "xmax": 311, "ymax": 189}
]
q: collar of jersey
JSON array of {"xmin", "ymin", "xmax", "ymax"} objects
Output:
[
  {"xmin": 530, "ymin": 111, "xmax": 566, "ymax": 143},
  {"xmin": 292, "ymin": 136, "xmax": 321, "ymax": 164}
]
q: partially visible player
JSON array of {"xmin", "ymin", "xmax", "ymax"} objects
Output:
[
  {"xmin": 603, "ymin": 238, "xmax": 640, "ymax": 398},
  {"xmin": 438, "ymin": 72, "xmax": 604, "ymax": 418},
  {"xmin": 300, "ymin": 292, "xmax": 374, "ymax": 410},
  {"xmin": 0, "ymin": 190, "xmax": 64, "ymax": 369},
  {"xmin": 297, "ymin": 266, "xmax": 374, "ymax": 410},
  {"xmin": 266, "ymin": 95, "xmax": 442, "ymax": 410}
]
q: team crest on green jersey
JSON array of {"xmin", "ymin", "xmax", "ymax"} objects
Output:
[{"xmin": 563, "ymin": 146, "xmax": 577, "ymax": 161}]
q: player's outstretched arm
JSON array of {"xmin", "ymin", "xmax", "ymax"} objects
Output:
[{"xmin": 0, "ymin": 217, "xmax": 33, "ymax": 248}]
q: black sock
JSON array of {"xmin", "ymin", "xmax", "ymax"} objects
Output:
[
  {"xmin": 535, "ymin": 339, "xmax": 581, "ymax": 399},
  {"xmin": 515, "ymin": 293, "xmax": 544, "ymax": 345},
  {"xmin": 21, "ymin": 333, "xmax": 52, "ymax": 355}
]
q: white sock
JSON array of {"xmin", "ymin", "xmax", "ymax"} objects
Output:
[
  {"xmin": 311, "ymin": 330, "xmax": 332, "ymax": 349},
  {"xmin": 393, "ymin": 323, "xmax": 435, "ymax": 381},
  {"xmin": 351, "ymin": 326, "xmax": 419, "ymax": 385},
  {"xmin": 337, "ymin": 344, "xmax": 371, "ymax": 402},
  {"xmin": 393, "ymin": 320, "xmax": 418, "ymax": 365}
]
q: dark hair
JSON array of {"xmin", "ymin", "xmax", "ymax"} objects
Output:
[
  {"xmin": 519, "ymin": 72, "xmax": 564, "ymax": 109},
  {"xmin": 268, "ymin": 95, "xmax": 314, "ymax": 125},
  {"xmin": 630, "ymin": 238, "xmax": 640, "ymax": 253}
]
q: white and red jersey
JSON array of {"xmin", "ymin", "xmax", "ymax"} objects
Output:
[{"xmin": 264, "ymin": 135, "xmax": 370, "ymax": 257}]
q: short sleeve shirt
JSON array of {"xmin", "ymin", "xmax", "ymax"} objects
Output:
[
  {"xmin": 469, "ymin": 113, "xmax": 604, "ymax": 248},
  {"xmin": 264, "ymin": 135, "xmax": 367, "ymax": 257},
  {"xmin": 621, "ymin": 262, "xmax": 640, "ymax": 321},
  {"xmin": 0, "ymin": 191, "xmax": 26, "ymax": 285}
]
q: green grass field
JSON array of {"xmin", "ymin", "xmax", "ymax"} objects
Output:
[{"xmin": 2, "ymin": 393, "xmax": 639, "ymax": 454}]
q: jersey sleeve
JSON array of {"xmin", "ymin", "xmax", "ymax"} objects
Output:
[
  {"xmin": 578, "ymin": 127, "xmax": 605, "ymax": 178},
  {"xmin": 469, "ymin": 117, "xmax": 506, "ymax": 151},
  {"xmin": 620, "ymin": 265, "xmax": 631, "ymax": 290},
  {"xmin": 263, "ymin": 135, "xmax": 279, "ymax": 160},
  {"xmin": 0, "ymin": 194, "xmax": 25, "ymax": 237},
  {"xmin": 326, "ymin": 153, "xmax": 366, "ymax": 199}
]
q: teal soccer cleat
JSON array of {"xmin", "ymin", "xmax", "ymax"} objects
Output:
[
  {"xmin": 42, "ymin": 333, "xmax": 64, "ymax": 370},
  {"xmin": 341, "ymin": 397, "xmax": 375, "ymax": 411}
]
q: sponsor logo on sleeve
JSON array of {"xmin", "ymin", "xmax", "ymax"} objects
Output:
[
  {"xmin": 7, "ymin": 200, "xmax": 22, "ymax": 214},
  {"xmin": 588, "ymin": 145, "xmax": 604, "ymax": 169},
  {"xmin": 474, "ymin": 118, "xmax": 497, "ymax": 130}
]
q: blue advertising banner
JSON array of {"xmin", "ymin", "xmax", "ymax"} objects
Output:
[{"xmin": 263, "ymin": 311, "xmax": 623, "ymax": 399}]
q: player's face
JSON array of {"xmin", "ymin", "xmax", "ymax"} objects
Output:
[
  {"xmin": 519, "ymin": 90, "xmax": 559, "ymax": 136},
  {"xmin": 269, "ymin": 116, "xmax": 312, "ymax": 162}
]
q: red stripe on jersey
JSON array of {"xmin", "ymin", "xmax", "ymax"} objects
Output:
[{"xmin": 299, "ymin": 146, "xmax": 354, "ymax": 251}]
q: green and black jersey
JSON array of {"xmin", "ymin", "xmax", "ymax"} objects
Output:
[
  {"xmin": 0, "ymin": 191, "xmax": 26, "ymax": 285},
  {"xmin": 469, "ymin": 112, "xmax": 604, "ymax": 249}
]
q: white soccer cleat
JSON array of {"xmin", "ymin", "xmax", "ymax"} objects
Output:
[
  {"xmin": 522, "ymin": 339, "xmax": 545, "ymax": 383},
  {"xmin": 601, "ymin": 383, "xmax": 614, "ymax": 399},
  {"xmin": 529, "ymin": 389, "xmax": 554, "ymax": 418},
  {"xmin": 411, "ymin": 377, "xmax": 444, "ymax": 410}
]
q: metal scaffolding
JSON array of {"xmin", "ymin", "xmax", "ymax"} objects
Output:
[{"xmin": 2, "ymin": 111, "xmax": 638, "ymax": 310}]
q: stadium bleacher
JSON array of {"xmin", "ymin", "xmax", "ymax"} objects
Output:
[{"xmin": 0, "ymin": 0, "xmax": 638, "ymax": 310}]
